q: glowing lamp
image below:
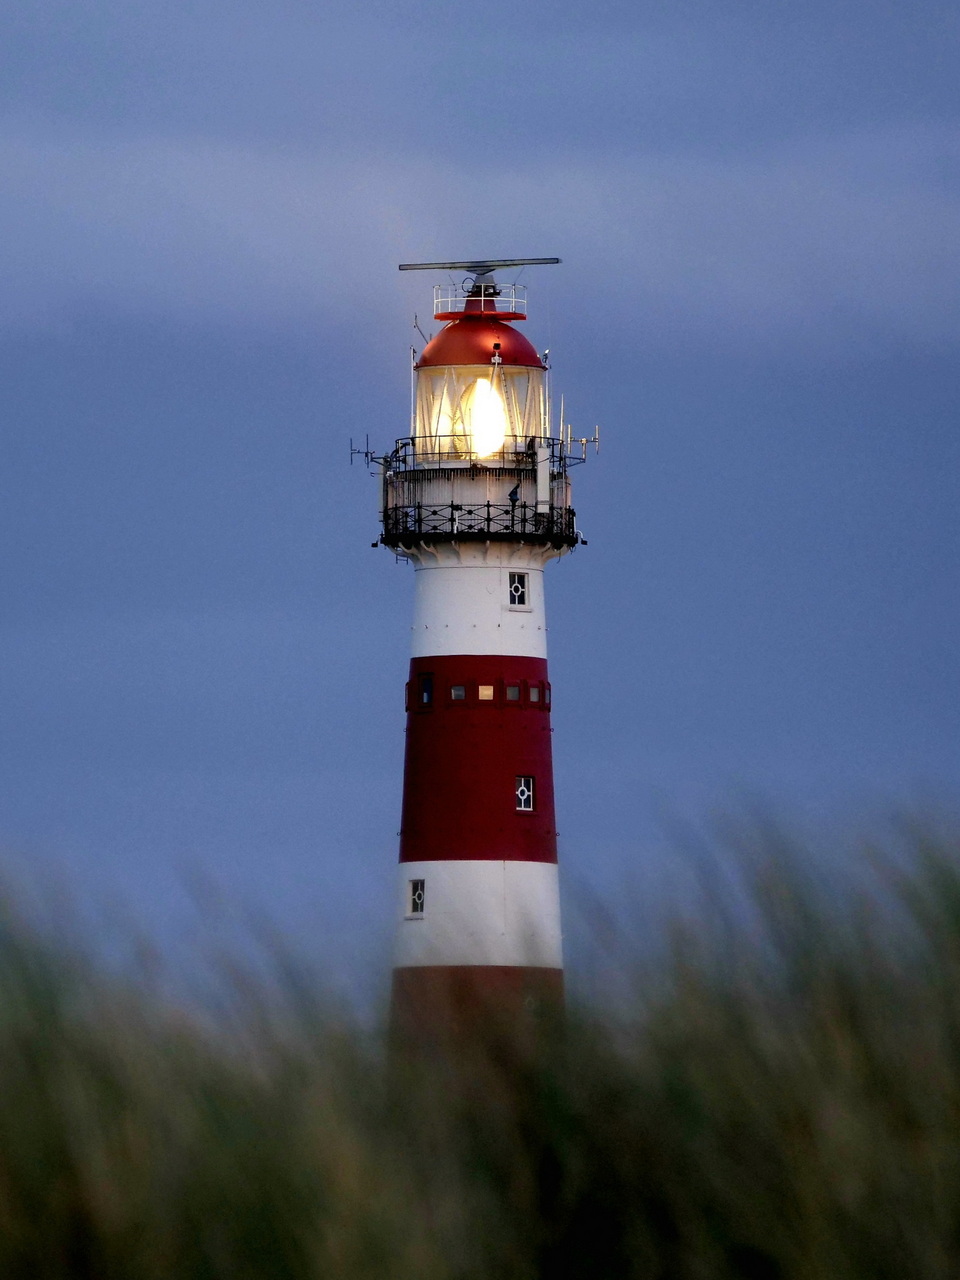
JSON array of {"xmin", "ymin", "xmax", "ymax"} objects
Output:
[{"xmin": 464, "ymin": 377, "xmax": 508, "ymax": 457}]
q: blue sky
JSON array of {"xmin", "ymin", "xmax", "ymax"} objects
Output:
[{"xmin": 1, "ymin": 1, "xmax": 957, "ymax": 997}]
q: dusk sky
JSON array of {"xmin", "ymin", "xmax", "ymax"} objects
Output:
[{"xmin": 1, "ymin": 1, "xmax": 957, "ymax": 997}]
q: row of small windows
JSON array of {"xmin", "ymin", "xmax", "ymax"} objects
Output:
[
  {"xmin": 409, "ymin": 676, "xmax": 550, "ymax": 710},
  {"xmin": 451, "ymin": 682, "xmax": 543, "ymax": 704}
]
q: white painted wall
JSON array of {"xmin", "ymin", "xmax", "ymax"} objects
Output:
[
  {"xmin": 409, "ymin": 542, "xmax": 560, "ymax": 658},
  {"xmin": 394, "ymin": 859, "xmax": 562, "ymax": 969}
]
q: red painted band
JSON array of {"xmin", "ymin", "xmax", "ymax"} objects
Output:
[
  {"xmin": 434, "ymin": 310, "xmax": 526, "ymax": 322},
  {"xmin": 400, "ymin": 655, "xmax": 557, "ymax": 865}
]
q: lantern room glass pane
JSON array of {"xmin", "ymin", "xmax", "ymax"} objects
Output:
[{"xmin": 414, "ymin": 364, "xmax": 546, "ymax": 461}]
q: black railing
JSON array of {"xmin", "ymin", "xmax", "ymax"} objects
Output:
[
  {"xmin": 382, "ymin": 501, "xmax": 578, "ymax": 547},
  {"xmin": 387, "ymin": 436, "xmax": 565, "ymax": 471}
]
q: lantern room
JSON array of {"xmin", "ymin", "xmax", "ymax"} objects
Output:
[
  {"xmin": 413, "ymin": 312, "xmax": 547, "ymax": 463},
  {"xmin": 379, "ymin": 259, "xmax": 586, "ymax": 553}
]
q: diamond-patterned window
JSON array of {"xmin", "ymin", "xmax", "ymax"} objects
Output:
[
  {"xmin": 515, "ymin": 776, "xmax": 535, "ymax": 811},
  {"xmin": 508, "ymin": 572, "xmax": 528, "ymax": 607},
  {"xmin": 408, "ymin": 879, "xmax": 425, "ymax": 915}
]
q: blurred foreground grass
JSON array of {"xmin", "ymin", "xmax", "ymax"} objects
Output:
[{"xmin": 1, "ymin": 822, "xmax": 960, "ymax": 1278}]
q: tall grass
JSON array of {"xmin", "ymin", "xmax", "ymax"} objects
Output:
[{"xmin": 1, "ymin": 821, "xmax": 959, "ymax": 1277}]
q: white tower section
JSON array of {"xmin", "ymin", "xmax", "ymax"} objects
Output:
[{"xmin": 410, "ymin": 544, "xmax": 557, "ymax": 659}]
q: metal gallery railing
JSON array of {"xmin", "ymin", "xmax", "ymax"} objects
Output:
[
  {"xmin": 381, "ymin": 501, "xmax": 578, "ymax": 546},
  {"xmin": 387, "ymin": 435, "xmax": 564, "ymax": 471},
  {"xmin": 433, "ymin": 283, "xmax": 527, "ymax": 317}
]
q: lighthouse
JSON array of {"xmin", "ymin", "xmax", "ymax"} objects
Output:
[{"xmin": 372, "ymin": 259, "xmax": 590, "ymax": 1038}]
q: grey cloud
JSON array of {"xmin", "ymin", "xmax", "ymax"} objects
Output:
[{"xmin": 0, "ymin": 124, "xmax": 956, "ymax": 350}]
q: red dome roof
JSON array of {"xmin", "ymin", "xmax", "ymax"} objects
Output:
[{"xmin": 416, "ymin": 316, "xmax": 544, "ymax": 369}]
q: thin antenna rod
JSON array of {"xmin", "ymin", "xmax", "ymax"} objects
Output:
[{"xmin": 409, "ymin": 345, "xmax": 416, "ymax": 435}]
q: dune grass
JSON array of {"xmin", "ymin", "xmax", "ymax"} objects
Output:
[{"xmin": 0, "ymin": 821, "xmax": 959, "ymax": 1278}]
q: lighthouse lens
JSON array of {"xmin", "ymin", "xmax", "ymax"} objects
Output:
[
  {"xmin": 414, "ymin": 365, "xmax": 545, "ymax": 462},
  {"xmin": 465, "ymin": 377, "xmax": 508, "ymax": 457}
]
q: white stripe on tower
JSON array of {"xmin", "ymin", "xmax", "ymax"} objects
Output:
[
  {"xmin": 410, "ymin": 543, "xmax": 551, "ymax": 658},
  {"xmin": 394, "ymin": 860, "xmax": 562, "ymax": 969}
]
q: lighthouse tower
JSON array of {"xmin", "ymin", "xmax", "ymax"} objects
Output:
[{"xmin": 376, "ymin": 259, "xmax": 588, "ymax": 1037}]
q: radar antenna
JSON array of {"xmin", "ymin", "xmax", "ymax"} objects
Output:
[
  {"xmin": 398, "ymin": 258, "xmax": 560, "ymax": 273},
  {"xmin": 399, "ymin": 257, "xmax": 560, "ymax": 303}
]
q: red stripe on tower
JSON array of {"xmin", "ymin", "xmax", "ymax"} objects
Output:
[{"xmin": 374, "ymin": 259, "xmax": 589, "ymax": 1038}]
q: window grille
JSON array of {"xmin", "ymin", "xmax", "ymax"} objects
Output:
[
  {"xmin": 508, "ymin": 571, "xmax": 528, "ymax": 607},
  {"xmin": 408, "ymin": 879, "xmax": 425, "ymax": 915},
  {"xmin": 515, "ymin": 776, "xmax": 535, "ymax": 811}
]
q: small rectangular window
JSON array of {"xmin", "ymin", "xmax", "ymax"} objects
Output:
[
  {"xmin": 506, "ymin": 684, "xmax": 521, "ymax": 702},
  {"xmin": 478, "ymin": 685, "xmax": 495, "ymax": 701},
  {"xmin": 408, "ymin": 879, "xmax": 425, "ymax": 915},
  {"xmin": 544, "ymin": 684, "xmax": 551, "ymax": 706},
  {"xmin": 529, "ymin": 685, "xmax": 540, "ymax": 703},
  {"xmin": 508, "ymin": 571, "xmax": 528, "ymax": 608},
  {"xmin": 419, "ymin": 674, "xmax": 433, "ymax": 705},
  {"xmin": 515, "ymin": 776, "xmax": 535, "ymax": 811},
  {"xmin": 450, "ymin": 685, "xmax": 466, "ymax": 701}
]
